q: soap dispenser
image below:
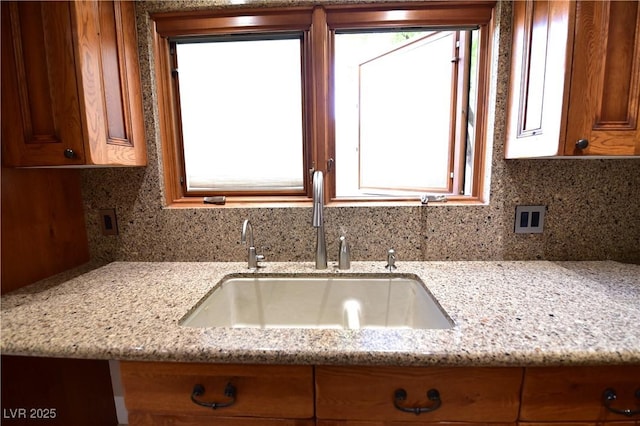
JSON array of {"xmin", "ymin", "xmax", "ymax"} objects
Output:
[{"xmin": 338, "ymin": 236, "xmax": 351, "ymax": 270}]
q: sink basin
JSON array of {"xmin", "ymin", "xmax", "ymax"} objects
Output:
[{"xmin": 181, "ymin": 274, "xmax": 453, "ymax": 330}]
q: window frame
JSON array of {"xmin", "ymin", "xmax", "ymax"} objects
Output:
[
  {"xmin": 151, "ymin": 2, "xmax": 495, "ymax": 207},
  {"xmin": 342, "ymin": 29, "xmax": 466, "ymax": 196}
]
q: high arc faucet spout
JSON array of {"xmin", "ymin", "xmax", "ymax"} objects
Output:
[
  {"xmin": 312, "ymin": 171, "xmax": 327, "ymax": 269},
  {"xmin": 241, "ymin": 219, "xmax": 254, "ymax": 247},
  {"xmin": 241, "ymin": 219, "xmax": 263, "ymax": 269},
  {"xmin": 312, "ymin": 170, "xmax": 324, "ymax": 227}
]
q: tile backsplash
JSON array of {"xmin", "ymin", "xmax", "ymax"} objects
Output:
[{"xmin": 81, "ymin": 0, "xmax": 640, "ymax": 265}]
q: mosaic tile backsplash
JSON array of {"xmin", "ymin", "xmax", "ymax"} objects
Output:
[{"xmin": 81, "ymin": 0, "xmax": 640, "ymax": 264}]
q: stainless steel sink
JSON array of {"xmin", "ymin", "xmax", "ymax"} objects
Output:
[{"xmin": 181, "ymin": 274, "xmax": 453, "ymax": 330}]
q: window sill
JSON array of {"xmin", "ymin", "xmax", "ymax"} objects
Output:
[{"xmin": 164, "ymin": 195, "xmax": 488, "ymax": 209}]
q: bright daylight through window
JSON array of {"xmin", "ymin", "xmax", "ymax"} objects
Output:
[
  {"xmin": 153, "ymin": 3, "xmax": 493, "ymax": 204},
  {"xmin": 334, "ymin": 30, "xmax": 479, "ymax": 197},
  {"xmin": 176, "ymin": 36, "xmax": 305, "ymax": 193}
]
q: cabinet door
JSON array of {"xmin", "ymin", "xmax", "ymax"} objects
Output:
[
  {"xmin": 505, "ymin": 0, "xmax": 575, "ymax": 158},
  {"xmin": 120, "ymin": 362, "xmax": 314, "ymax": 420},
  {"xmin": 1, "ymin": 1, "xmax": 85, "ymax": 166},
  {"xmin": 315, "ymin": 366, "xmax": 523, "ymax": 422},
  {"xmin": 71, "ymin": 0, "xmax": 147, "ymax": 166},
  {"xmin": 1, "ymin": 356, "xmax": 117, "ymax": 426},
  {"xmin": 564, "ymin": 1, "xmax": 640, "ymax": 156},
  {"xmin": 520, "ymin": 366, "xmax": 640, "ymax": 422}
]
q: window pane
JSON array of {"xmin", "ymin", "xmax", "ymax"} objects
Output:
[
  {"xmin": 176, "ymin": 38, "xmax": 304, "ymax": 192},
  {"xmin": 464, "ymin": 30, "xmax": 480, "ymax": 196},
  {"xmin": 334, "ymin": 31, "xmax": 458, "ymax": 197}
]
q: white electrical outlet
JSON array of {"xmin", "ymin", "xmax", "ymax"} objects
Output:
[{"xmin": 514, "ymin": 205, "xmax": 545, "ymax": 234}]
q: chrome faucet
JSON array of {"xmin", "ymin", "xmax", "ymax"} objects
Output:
[
  {"xmin": 241, "ymin": 219, "xmax": 264, "ymax": 269},
  {"xmin": 312, "ymin": 171, "xmax": 327, "ymax": 269},
  {"xmin": 385, "ymin": 248, "xmax": 397, "ymax": 271}
]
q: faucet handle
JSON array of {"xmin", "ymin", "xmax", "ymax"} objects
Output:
[
  {"xmin": 256, "ymin": 246, "xmax": 268, "ymax": 263},
  {"xmin": 242, "ymin": 219, "xmax": 266, "ymax": 269}
]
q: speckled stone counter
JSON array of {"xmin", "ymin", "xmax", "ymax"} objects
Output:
[{"xmin": 1, "ymin": 261, "xmax": 639, "ymax": 366}]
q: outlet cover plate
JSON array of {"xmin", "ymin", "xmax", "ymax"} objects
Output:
[
  {"xmin": 99, "ymin": 209, "xmax": 119, "ymax": 236},
  {"xmin": 515, "ymin": 205, "xmax": 545, "ymax": 234}
]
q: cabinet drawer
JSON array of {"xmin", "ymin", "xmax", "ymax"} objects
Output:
[
  {"xmin": 129, "ymin": 412, "xmax": 315, "ymax": 426},
  {"xmin": 520, "ymin": 366, "xmax": 640, "ymax": 421},
  {"xmin": 318, "ymin": 422, "xmax": 516, "ymax": 426},
  {"xmin": 316, "ymin": 366, "xmax": 523, "ymax": 422},
  {"xmin": 121, "ymin": 362, "xmax": 314, "ymax": 420},
  {"xmin": 519, "ymin": 423, "xmax": 638, "ymax": 426}
]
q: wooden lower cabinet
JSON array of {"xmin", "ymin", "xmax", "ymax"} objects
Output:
[
  {"xmin": 121, "ymin": 363, "xmax": 640, "ymax": 425},
  {"xmin": 316, "ymin": 366, "xmax": 522, "ymax": 423},
  {"xmin": 520, "ymin": 366, "xmax": 640, "ymax": 423},
  {"xmin": 1, "ymin": 356, "xmax": 117, "ymax": 426},
  {"xmin": 318, "ymin": 423, "xmax": 516, "ymax": 426},
  {"xmin": 518, "ymin": 423, "xmax": 638, "ymax": 426},
  {"xmin": 128, "ymin": 413, "xmax": 314, "ymax": 425},
  {"xmin": 121, "ymin": 362, "xmax": 314, "ymax": 425}
]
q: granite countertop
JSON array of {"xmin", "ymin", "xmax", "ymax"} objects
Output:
[{"xmin": 1, "ymin": 261, "xmax": 639, "ymax": 366}]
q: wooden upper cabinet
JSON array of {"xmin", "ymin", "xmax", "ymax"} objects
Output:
[
  {"xmin": 1, "ymin": 2, "xmax": 85, "ymax": 166},
  {"xmin": 1, "ymin": 1, "xmax": 146, "ymax": 167},
  {"xmin": 565, "ymin": 0, "xmax": 640, "ymax": 156},
  {"xmin": 505, "ymin": 0, "xmax": 574, "ymax": 158},
  {"xmin": 506, "ymin": 0, "xmax": 640, "ymax": 158}
]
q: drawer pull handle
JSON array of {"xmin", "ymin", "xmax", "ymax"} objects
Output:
[
  {"xmin": 602, "ymin": 388, "xmax": 640, "ymax": 417},
  {"xmin": 191, "ymin": 383, "xmax": 236, "ymax": 410},
  {"xmin": 393, "ymin": 388, "xmax": 441, "ymax": 415}
]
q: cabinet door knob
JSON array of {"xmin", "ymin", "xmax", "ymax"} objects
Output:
[
  {"xmin": 575, "ymin": 139, "xmax": 589, "ymax": 149},
  {"xmin": 63, "ymin": 149, "xmax": 75, "ymax": 159}
]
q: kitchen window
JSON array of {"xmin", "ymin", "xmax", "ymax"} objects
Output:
[
  {"xmin": 152, "ymin": 3, "xmax": 495, "ymax": 205},
  {"xmin": 174, "ymin": 35, "xmax": 306, "ymax": 194}
]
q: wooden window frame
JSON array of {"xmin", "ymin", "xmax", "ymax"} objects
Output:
[{"xmin": 152, "ymin": 2, "xmax": 495, "ymax": 207}]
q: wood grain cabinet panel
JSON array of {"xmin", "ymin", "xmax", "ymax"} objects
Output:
[
  {"xmin": 1, "ymin": 1, "xmax": 146, "ymax": 167},
  {"xmin": 318, "ymin": 422, "xmax": 516, "ymax": 426},
  {"xmin": 518, "ymin": 423, "xmax": 638, "ymax": 426},
  {"xmin": 564, "ymin": 0, "xmax": 640, "ymax": 156},
  {"xmin": 0, "ymin": 167, "xmax": 89, "ymax": 293},
  {"xmin": 315, "ymin": 366, "xmax": 523, "ymax": 423},
  {"xmin": 1, "ymin": 1, "xmax": 85, "ymax": 166},
  {"xmin": 120, "ymin": 362, "xmax": 315, "ymax": 425},
  {"xmin": 129, "ymin": 413, "xmax": 315, "ymax": 426},
  {"xmin": 520, "ymin": 366, "xmax": 640, "ymax": 422},
  {"xmin": 506, "ymin": 0, "xmax": 640, "ymax": 158},
  {"xmin": 120, "ymin": 363, "xmax": 640, "ymax": 425},
  {"xmin": 1, "ymin": 356, "xmax": 117, "ymax": 426}
]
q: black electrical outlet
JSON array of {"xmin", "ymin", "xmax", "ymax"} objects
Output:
[{"xmin": 99, "ymin": 209, "xmax": 118, "ymax": 236}]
